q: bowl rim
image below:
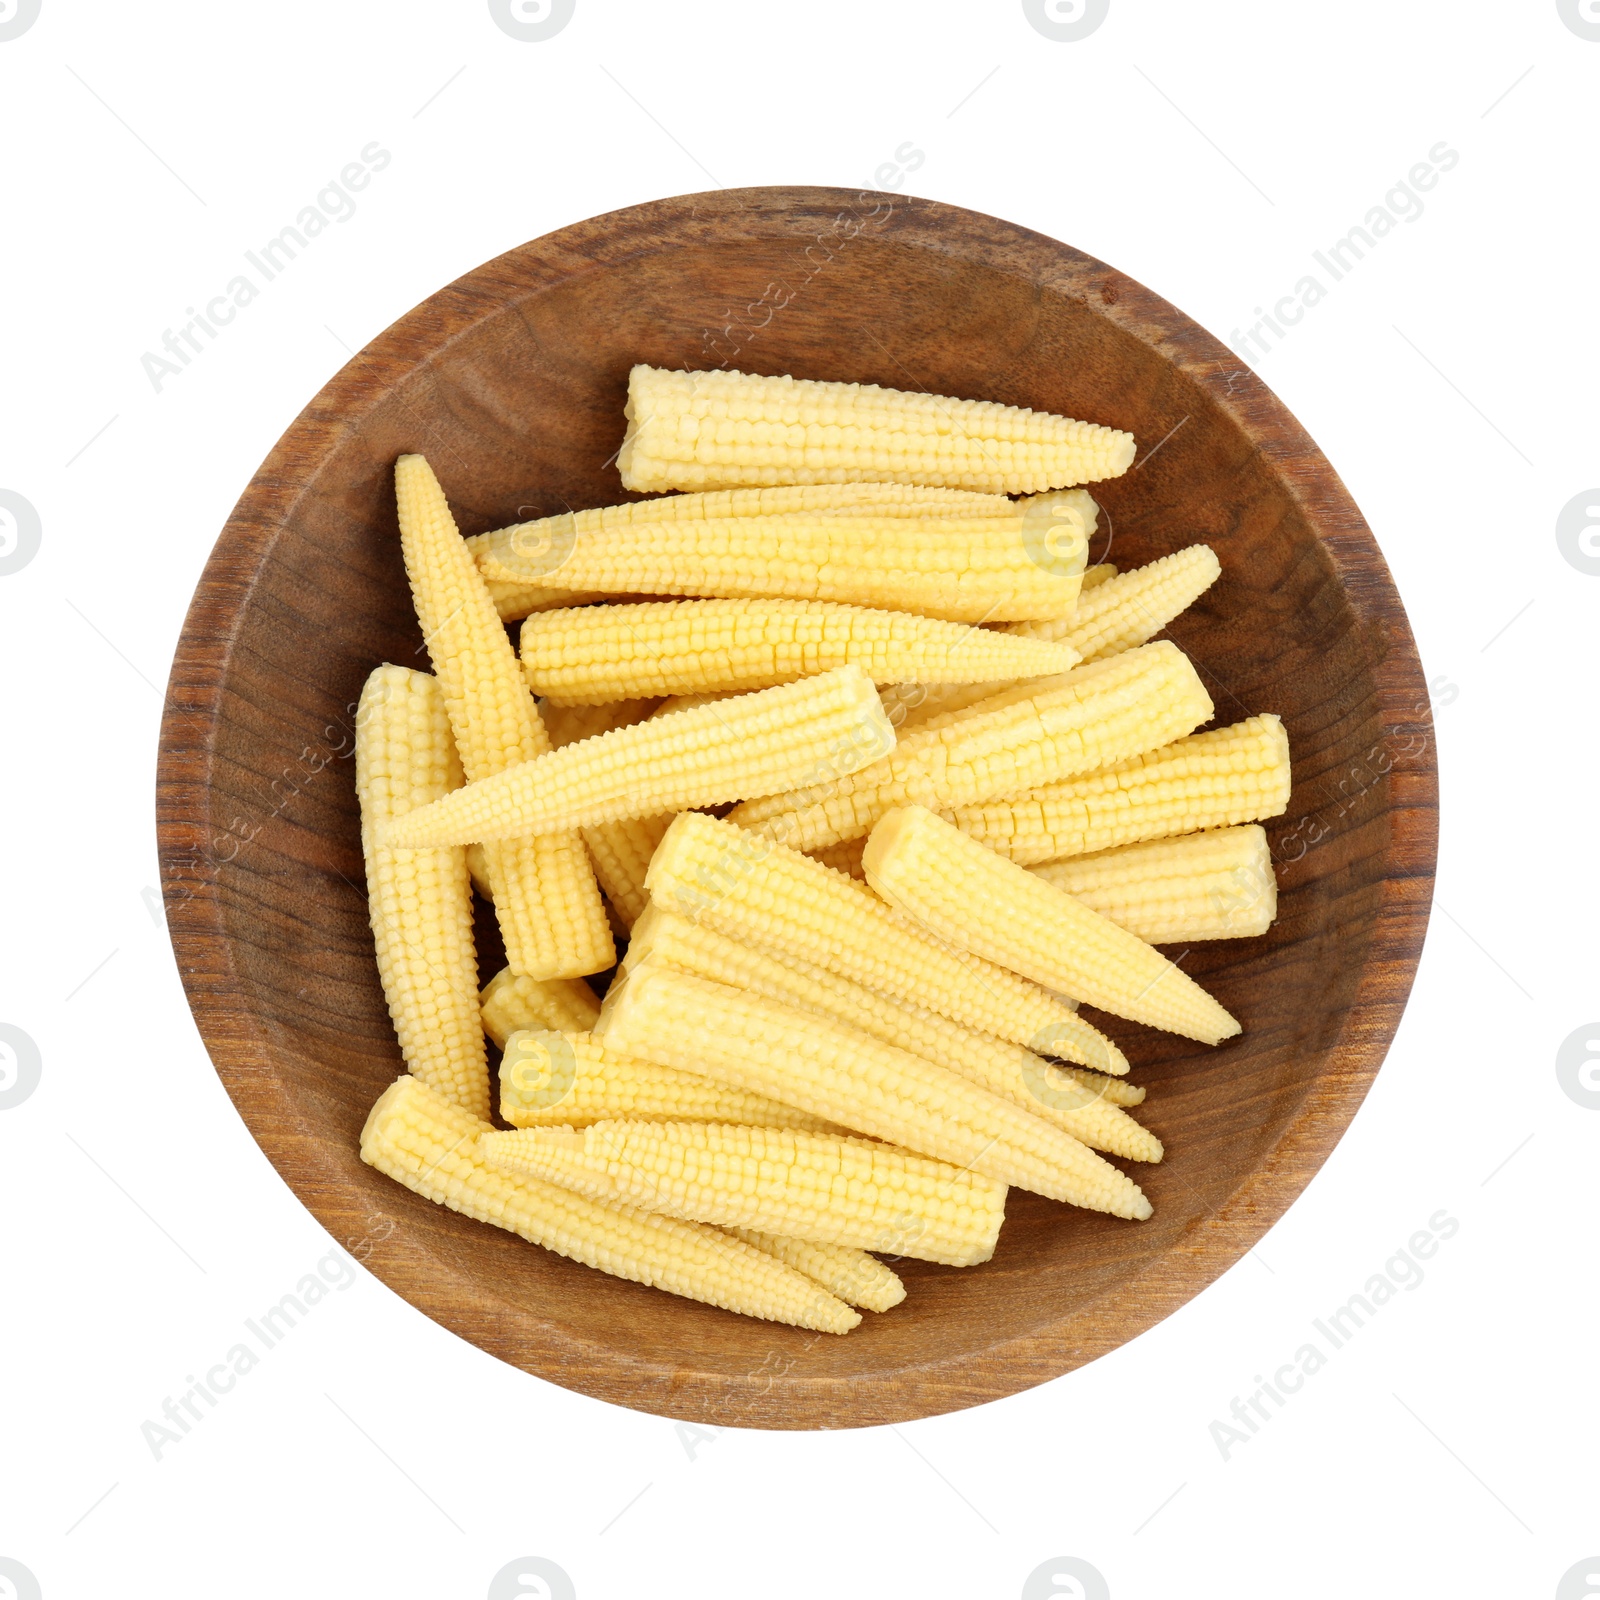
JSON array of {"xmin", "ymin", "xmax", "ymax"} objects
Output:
[{"xmin": 156, "ymin": 184, "xmax": 1439, "ymax": 1428}]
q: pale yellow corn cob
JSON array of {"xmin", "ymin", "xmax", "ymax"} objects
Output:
[
  {"xmin": 875, "ymin": 556, "xmax": 1114, "ymax": 732},
  {"xmin": 865, "ymin": 805, "xmax": 1240, "ymax": 1045},
  {"xmin": 499, "ymin": 1029, "xmax": 835, "ymax": 1132},
  {"xmin": 478, "ymin": 510, "xmax": 1089, "ymax": 626},
  {"xmin": 479, "ymin": 967, "xmax": 600, "ymax": 1049},
  {"xmin": 1008, "ymin": 544, "xmax": 1221, "ymax": 662},
  {"xmin": 395, "ymin": 455, "xmax": 612, "ymax": 978},
  {"xmin": 355, "ymin": 665, "xmax": 487, "ymax": 1119},
  {"xmin": 384, "ymin": 666, "xmax": 894, "ymax": 846},
  {"xmin": 728, "ymin": 642, "xmax": 1212, "ymax": 853},
  {"xmin": 362, "ymin": 1075, "xmax": 858, "ymax": 1332},
  {"xmin": 479, "ymin": 1121, "xmax": 1007, "ymax": 1266},
  {"xmin": 465, "ymin": 842, "xmax": 494, "ymax": 900},
  {"xmin": 653, "ymin": 690, "xmax": 746, "ymax": 716},
  {"xmin": 1033, "ymin": 825, "xmax": 1276, "ymax": 943},
  {"xmin": 596, "ymin": 966, "xmax": 1150, "ymax": 1217},
  {"xmin": 540, "ymin": 698, "xmax": 660, "ymax": 749},
  {"xmin": 951, "ymin": 714, "xmax": 1292, "ymax": 865},
  {"xmin": 583, "ymin": 812, "xmax": 675, "ymax": 929},
  {"xmin": 726, "ymin": 1230, "xmax": 905, "ymax": 1312},
  {"xmin": 483, "ymin": 579, "xmax": 613, "ymax": 624},
  {"xmin": 520, "ymin": 598, "xmax": 1082, "ymax": 705},
  {"xmin": 472, "ymin": 483, "xmax": 1012, "ymax": 584},
  {"xmin": 806, "ymin": 837, "xmax": 866, "ymax": 879},
  {"xmin": 622, "ymin": 905, "xmax": 1155, "ymax": 1159},
  {"xmin": 617, "ymin": 365, "xmax": 1137, "ymax": 494},
  {"xmin": 643, "ymin": 813, "xmax": 1125, "ymax": 1074}
]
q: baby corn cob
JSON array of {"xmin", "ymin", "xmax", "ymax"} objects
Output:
[
  {"xmin": 583, "ymin": 812, "xmax": 675, "ymax": 930},
  {"xmin": 643, "ymin": 813, "xmax": 1125, "ymax": 1074},
  {"xmin": 726, "ymin": 1231, "xmax": 905, "ymax": 1312},
  {"xmin": 728, "ymin": 642, "xmax": 1213, "ymax": 853},
  {"xmin": 950, "ymin": 714, "xmax": 1292, "ymax": 865},
  {"xmin": 877, "ymin": 550, "xmax": 1208, "ymax": 731},
  {"xmin": 499, "ymin": 1029, "xmax": 833, "ymax": 1131},
  {"xmin": 477, "ymin": 509, "xmax": 1089, "ymax": 626},
  {"xmin": 465, "ymin": 842, "xmax": 494, "ymax": 900},
  {"xmin": 540, "ymin": 698, "xmax": 660, "ymax": 749},
  {"xmin": 807, "ymin": 837, "xmax": 867, "ymax": 879},
  {"xmin": 520, "ymin": 598, "xmax": 1082, "ymax": 705},
  {"xmin": 362, "ymin": 1075, "xmax": 858, "ymax": 1332},
  {"xmin": 479, "ymin": 1121, "xmax": 1007, "ymax": 1266},
  {"xmin": 623, "ymin": 906, "xmax": 1158, "ymax": 1160},
  {"xmin": 472, "ymin": 482, "xmax": 1012, "ymax": 583},
  {"xmin": 479, "ymin": 967, "xmax": 600, "ymax": 1049},
  {"xmin": 595, "ymin": 966, "xmax": 1151, "ymax": 1218},
  {"xmin": 384, "ymin": 666, "xmax": 894, "ymax": 846},
  {"xmin": 395, "ymin": 454, "xmax": 612, "ymax": 978},
  {"xmin": 1008, "ymin": 544, "xmax": 1221, "ymax": 661},
  {"xmin": 865, "ymin": 806, "xmax": 1240, "ymax": 1045},
  {"xmin": 617, "ymin": 364, "xmax": 1137, "ymax": 495},
  {"xmin": 483, "ymin": 580, "xmax": 613, "ymax": 624},
  {"xmin": 1033, "ymin": 825, "xmax": 1277, "ymax": 943},
  {"xmin": 355, "ymin": 665, "xmax": 487, "ymax": 1119}
]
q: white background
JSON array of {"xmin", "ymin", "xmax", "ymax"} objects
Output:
[{"xmin": 1, "ymin": 3, "xmax": 1596, "ymax": 1597}]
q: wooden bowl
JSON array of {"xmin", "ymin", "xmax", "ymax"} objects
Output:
[{"xmin": 157, "ymin": 187, "xmax": 1437, "ymax": 1428}]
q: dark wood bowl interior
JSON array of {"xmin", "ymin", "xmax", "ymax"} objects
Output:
[{"xmin": 156, "ymin": 187, "xmax": 1437, "ymax": 1427}]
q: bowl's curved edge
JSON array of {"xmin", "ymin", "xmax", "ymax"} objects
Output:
[{"xmin": 156, "ymin": 184, "xmax": 1438, "ymax": 1429}]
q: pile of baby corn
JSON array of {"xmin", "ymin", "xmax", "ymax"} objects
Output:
[{"xmin": 356, "ymin": 364, "xmax": 1293, "ymax": 1335}]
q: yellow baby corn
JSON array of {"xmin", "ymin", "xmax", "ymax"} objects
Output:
[
  {"xmin": 644, "ymin": 812, "xmax": 1122, "ymax": 1071},
  {"xmin": 865, "ymin": 806, "xmax": 1240, "ymax": 1045},
  {"xmin": 540, "ymin": 698, "xmax": 661, "ymax": 749},
  {"xmin": 622, "ymin": 906, "xmax": 1154, "ymax": 1159},
  {"xmin": 951, "ymin": 714, "xmax": 1292, "ymax": 865},
  {"xmin": 595, "ymin": 966, "xmax": 1151, "ymax": 1218},
  {"xmin": 583, "ymin": 813, "xmax": 675, "ymax": 930},
  {"xmin": 520, "ymin": 598, "xmax": 1082, "ymax": 705},
  {"xmin": 384, "ymin": 666, "xmax": 893, "ymax": 846},
  {"xmin": 478, "ymin": 509, "xmax": 1089, "ymax": 626},
  {"xmin": 355, "ymin": 665, "xmax": 487, "ymax": 1119},
  {"xmin": 479, "ymin": 1121, "xmax": 1007, "ymax": 1266},
  {"xmin": 726, "ymin": 1231, "xmax": 905, "ymax": 1313},
  {"xmin": 728, "ymin": 642, "xmax": 1212, "ymax": 853},
  {"xmin": 479, "ymin": 967, "xmax": 601, "ymax": 1049},
  {"xmin": 394, "ymin": 454, "xmax": 612, "ymax": 978},
  {"xmin": 472, "ymin": 481, "xmax": 1012, "ymax": 582},
  {"xmin": 1080, "ymin": 562, "xmax": 1118, "ymax": 591},
  {"xmin": 482, "ymin": 579, "xmax": 612, "ymax": 624},
  {"xmin": 806, "ymin": 837, "xmax": 867, "ymax": 879},
  {"xmin": 1008, "ymin": 544, "xmax": 1221, "ymax": 661},
  {"xmin": 1033, "ymin": 825, "xmax": 1277, "ymax": 943},
  {"xmin": 617, "ymin": 364, "xmax": 1137, "ymax": 494},
  {"xmin": 465, "ymin": 842, "xmax": 494, "ymax": 900},
  {"xmin": 499, "ymin": 1029, "xmax": 833, "ymax": 1131},
  {"xmin": 361, "ymin": 1075, "xmax": 858, "ymax": 1333}
]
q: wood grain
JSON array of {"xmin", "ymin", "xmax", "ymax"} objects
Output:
[{"xmin": 155, "ymin": 186, "xmax": 1438, "ymax": 1428}]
